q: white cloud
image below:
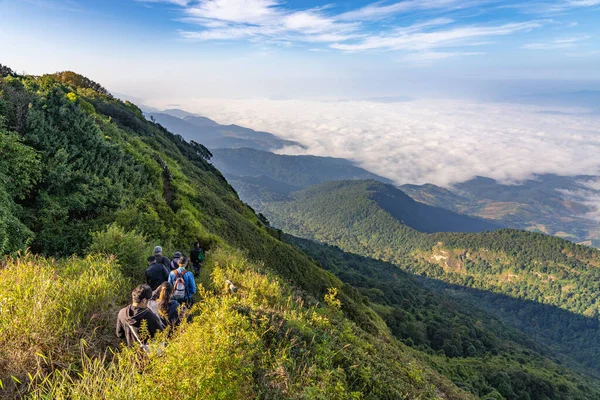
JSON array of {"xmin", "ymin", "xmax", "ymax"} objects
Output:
[
  {"xmin": 567, "ymin": 0, "xmax": 600, "ymax": 6},
  {"xmin": 522, "ymin": 34, "xmax": 590, "ymax": 49},
  {"xmin": 331, "ymin": 21, "xmax": 543, "ymax": 51},
  {"xmin": 536, "ymin": 0, "xmax": 600, "ymax": 12},
  {"xmin": 147, "ymin": 97, "xmax": 600, "ymax": 189},
  {"xmin": 336, "ymin": 0, "xmax": 471, "ymax": 21},
  {"xmin": 559, "ymin": 179, "xmax": 600, "ymax": 222},
  {"xmin": 137, "ymin": 0, "xmax": 546, "ymax": 56},
  {"xmin": 136, "ymin": 0, "xmax": 190, "ymax": 6},
  {"xmin": 174, "ymin": 0, "xmax": 362, "ymax": 44},
  {"xmin": 185, "ymin": 0, "xmax": 280, "ymax": 25}
]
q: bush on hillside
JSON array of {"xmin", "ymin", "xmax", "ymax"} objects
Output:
[{"xmin": 89, "ymin": 224, "xmax": 151, "ymax": 281}]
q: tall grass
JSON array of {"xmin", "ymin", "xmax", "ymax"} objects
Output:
[
  {"xmin": 0, "ymin": 253, "xmax": 128, "ymax": 397},
  {"xmin": 26, "ymin": 247, "xmax": 470, "ymax": 400}
]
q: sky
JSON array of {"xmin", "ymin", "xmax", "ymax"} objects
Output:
[
  {"xmin": 1, "ymin": 0, "xmax": 600, "ymax": 193},
  {"xmin": 1, "ymin": 0, "xmax": 600, "ymax": 100}
]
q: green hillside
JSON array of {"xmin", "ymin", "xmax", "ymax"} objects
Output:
[
  {"xmin": 259, "ymin": 180, "xmax": 600, "ymax": 371},
  {"xmin": 1, "ymin": 66, "xmax": 599, "ymax": 399}
]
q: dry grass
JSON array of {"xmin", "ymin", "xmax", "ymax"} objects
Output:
[{"xmin": 0, "ymin": 253, "xmax": 128, "ymax": 397}]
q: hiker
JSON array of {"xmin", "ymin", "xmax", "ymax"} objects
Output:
[
  {"xmin": 168, "ymin": 256, "xmax": 197, "ymax": 306},
  {"xmin": 149, "ymin": 282, "xmax": 180, "ymax": 328},
  {"xmin": 169, "ymin": 251, "xmax": 183, "ymax": 271},
  {"xmin": 116, "ymin": 284, "xmax": 164, "ymax": 347},
  {"xmin": 190, "ymin": 242, "xmax": 205, "ymax": 274},
  {"xmin": 153, "ymin": 245, "xmax": 171, "ymax": 270},
  {"xmin": 145, "ymin": 255, "xmax": 169, "ymax": 291}
]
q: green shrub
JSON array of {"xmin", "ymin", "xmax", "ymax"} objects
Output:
[{"xmin": 89, "ymin": 224, "xmax": 151, "ymax": 281}]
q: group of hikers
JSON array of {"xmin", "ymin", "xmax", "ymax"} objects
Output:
[{"xmin": 116, "ymin": 242, "xmax": 204, "ymax": 348}]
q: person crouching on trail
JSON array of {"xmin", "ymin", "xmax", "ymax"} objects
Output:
[
  {"xmin": 168, "ymin": 256, "xmax": 197, "ymax": 306},
  {"xmin": 116, "ymin": 284, "xmax": 164, "ymax": 347}
]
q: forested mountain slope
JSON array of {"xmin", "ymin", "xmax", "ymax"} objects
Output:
[
  {"xmin": 1, "ymin": 66, "xmax": 599, "ymax": 399},
  {"xmin": 287, "ymin": 234, "xmax": 600, "ymax": 380},
  {"xmin": 260, "ymin": 180, "xmax": 600, "ymax": 370},
  {"xmin": 263, "ymin": 180, "xmax": 500, "ymax": 235}
]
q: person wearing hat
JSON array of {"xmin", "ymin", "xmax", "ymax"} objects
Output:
[
  {"xmin": 169, "ymin": 251, "xmax": 183, "ymax": 271},
  {"xmin": 153, "ymin": 245, "xmax": 171, "ymax": 270}
]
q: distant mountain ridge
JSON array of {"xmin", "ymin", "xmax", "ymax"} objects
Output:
[
  {"xmin": 148, "ymin": 109, "xmax": 301, "ymax": 151},
  {"xmin": 402, "ymin": 174, "xmax": 600, "ymax": 245},
  {"xmin": 212, "ymin": 147, "xmax": 393, "ymax": 188}
]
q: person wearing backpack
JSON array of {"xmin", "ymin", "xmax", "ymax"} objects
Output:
[
  {"xmin": 145, "ymin": 255, "xmax": 169, "ymax": 291},
  {"xmin": 169, "ymin": 251, "xmax": 183, "ymax": 271},
  {"xmin": 190, "ymin": 242, "xmax": 205, "ymax": 274},
  {"xmin": 116, "ymin": 284, "xmax": 164, "ymax": 348},
  {"xmin": 168, "ymin": 256, "xmax": 197, "ymax": 306},
  {"xmin": 153, "ymin": 246, "xmax": 171, "ymax": 270}
]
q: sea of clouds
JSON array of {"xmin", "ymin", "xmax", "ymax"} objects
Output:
[{"xmin": 151, "ymin": 97, "xmax": 600, "ymax": 188}]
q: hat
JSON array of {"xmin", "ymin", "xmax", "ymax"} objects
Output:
[
  {"xmin": 173, "ymin": 251, "xmax": 182, "ymax": 259},
  {"xmin": 153, "ymin": 246, "xmax": 163, "ymax": 254}
]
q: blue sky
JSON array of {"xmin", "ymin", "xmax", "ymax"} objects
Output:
[{"xmin": 1, "ymin": 0, "xmax": 600, "ymax": 99}]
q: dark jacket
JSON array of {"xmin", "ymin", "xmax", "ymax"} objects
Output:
[
  {"xmin": 162, "ymin": 300, "xmax": 181, "ymax": 327},
  {"xmin": 190, "ymin": 247, "xmax": 204, "ymax": 265},
  {"xmin": 145, "ymin": 262, "xmax": 169, "ymax": 291},
  {"xmin": 116, "ymin": 305, "xmax": 164, "ymax": 347},
  {"xmin": 155, "ymin": 254, "xmax": 171, "ymax": 270}
]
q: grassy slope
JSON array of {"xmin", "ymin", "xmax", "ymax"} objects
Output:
[{"xmin": 0, "ymin": 70, "xmax": 472, "ymax": 399}]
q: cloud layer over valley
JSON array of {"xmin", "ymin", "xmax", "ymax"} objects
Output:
[{"xmin": 149, "ymin": 98, "xmax": 600, "ymax": 188}]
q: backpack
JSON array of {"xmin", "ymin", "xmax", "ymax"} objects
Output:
[
  {"xmin": 173, "ymin": 269, "xmax": 187, "ymax": 300},
  {"xmin": 197, "ymin": 249, "xmax": 205, "ymax": 262}
]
